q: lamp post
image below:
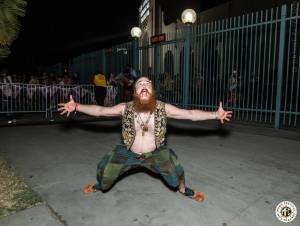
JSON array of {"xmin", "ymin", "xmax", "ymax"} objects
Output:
[
  {"xmin": 181, "ymin": 9, "xmax": 197, "ymax": 108},
  {"xmin": 130, "ymin": 27, "xmax": 142, "ymax": 77}
]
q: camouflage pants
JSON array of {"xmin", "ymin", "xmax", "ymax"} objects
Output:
[{"xmin": 95, "ymin": 144, "xmax": 185, "ymax": 190}]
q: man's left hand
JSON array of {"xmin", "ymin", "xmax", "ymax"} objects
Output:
[{"xmin": 216, "ymin": 101, "xmax": 232, "ymax": 124}]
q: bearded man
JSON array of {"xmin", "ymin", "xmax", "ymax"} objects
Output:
[{"xmin": 58, "ymin": 76, "xmax": 232, "ymax": 202}]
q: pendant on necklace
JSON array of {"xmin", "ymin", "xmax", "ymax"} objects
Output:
[{"xmin": 142, "ymin": 125, "xmax": 148, "ymax": 136}]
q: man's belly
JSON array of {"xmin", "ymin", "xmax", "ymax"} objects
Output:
[{"xmin": 130, "ymin": 133, "xmax": 156, "ymax": 154}]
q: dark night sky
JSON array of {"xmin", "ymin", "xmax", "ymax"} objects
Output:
[
  {"xmin": 2, "ymin": 0, "xmax": 229, "ymax": 72},
  {"xmin": 4, "ymin": 0, "xmax": 141, "ymax": 69}
]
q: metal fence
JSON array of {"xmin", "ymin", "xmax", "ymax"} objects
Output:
[
  {"xmin": 47, "ymin": 3, "xmax": 300, "ymax": 129},
  {"xmin": 142, "ymin": 3, "xmax": 300, "ymax": 129},
  {"xmin": 0, "ymin": 83, "xmax": 118, "ymax": 118}
]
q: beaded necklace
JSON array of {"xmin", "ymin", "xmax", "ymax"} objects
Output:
[{"xmin": 135, "ymin": 112, "xmax": 152, "ymax": 136}]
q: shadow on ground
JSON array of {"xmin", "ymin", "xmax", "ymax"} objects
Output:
[
  {"xmin": 56, "ymin": 120, "xmax": 231, "ymax": 139},
  {"xmin": 57, "ymin": 120, "xmax": 121, "ymax": 133},
  {"xmin": 167, "ymin": 124, "xmax": 231, "ymax": 138},
  {"xmin": 101, "ymin": 167, "xmax": 178, "ymax": 194}
]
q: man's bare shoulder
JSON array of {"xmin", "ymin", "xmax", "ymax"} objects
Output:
[
  {"xmin": 116, "ymin": 102, "xmax": 126, "ymax": 111},
  {"xmin": 164, "ymin": 102, "xmax": 176, "ymax": 109},
  {"xmin": 156, "ymin": 100, "xmax": 165, "ymax": 104},
  {"xmin": 164, "ymin": 103, "xmax": 189, "ymax": 119}
]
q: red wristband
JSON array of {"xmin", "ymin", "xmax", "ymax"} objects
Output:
[{"xmin": 75, "ymin": 103, "xmax": 79, "ymax": 112}]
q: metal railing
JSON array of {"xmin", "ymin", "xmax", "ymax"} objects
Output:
[
  {"xmin": 145, "ymin": 3, "xmax": 300, "ymax": 129},
  {"xmin": 0, "ymin": 83, "xmax": 117, "ymax": 119},
  {"xmin": 47, "ymin": 3, "xmax": 300, "ymax": 129}
]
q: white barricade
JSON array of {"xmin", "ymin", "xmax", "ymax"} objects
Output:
[
  {"xmin": 104, "ymin": 86, "xmax": 118, "ymax": 106},
  {"xmin": 0, "ymin": 83, "xmax": 117, "ymax": 117}
]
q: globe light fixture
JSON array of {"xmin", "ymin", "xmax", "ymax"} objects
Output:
[
  {"xmin": 181, "ymin": 9, "xmax": 197, "ymax": 24},
  {"xmin": 130, "ymin": 27, "xmax": 142, "ymax": 38}
]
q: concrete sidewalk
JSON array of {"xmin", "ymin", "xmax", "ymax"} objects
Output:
[
  {"xmin": 0, "ymin": 203, "xmax": 62, "ymax": 226},
  {"xmin": 0, "ymin": 119, "xmax": 299, "ymax": 226}
]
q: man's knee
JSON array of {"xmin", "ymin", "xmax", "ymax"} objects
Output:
[
  {"xmin": 96, "ymin": 168, "xmax": 121, "ymax": 190},
  {"xmin": 97, "ymin": 161, "xmax": 124, "ymax": 189},
  {"xmin": 162, "ymin": 172, "xmax": 184, "ymax": 188},
  {"xmin": 154, "ymin": 148, "xmax": 184, "ymax": 176},
  {"xmin": 99, "ymin": 178, "xmax": 115, "ymax": 190},
  {"xmin": 97, "ymin": 151, "xmax": 114, "ymax": 171},
  {"xmin": 157, "ymin": 160, "xmax": 185, "ymax": 188}
]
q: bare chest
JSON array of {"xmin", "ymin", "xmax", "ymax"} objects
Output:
[{"xmin": 134, "ymin": 112, "xmax": 155, "ymax": 136}]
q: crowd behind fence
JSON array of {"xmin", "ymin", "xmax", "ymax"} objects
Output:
[
  {"xmin": 2, "ymin": 4, "xmax": 299, "ymax": 128},
  {"xmin": 0, "ymin": 83, "xmax": 117, "ymax": 119}
]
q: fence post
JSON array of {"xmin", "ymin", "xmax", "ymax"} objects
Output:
[
  {"xmin": 45, "ymin": 86, "xmax": 48, "ymax": 119},
  {"xmin": 133, "ymin": 39, "xmax": 140, "ymax": 76},
  {"xmin": 275, "ymin": 5, "xmax": 287, "ymax": 129},
  {"xmin": 183, "ymin": 25, "xmax": 192, "ymax": 108},
  {"xmin": 154, "ymin": 44, "xmax": 161, "ymax": 98}
]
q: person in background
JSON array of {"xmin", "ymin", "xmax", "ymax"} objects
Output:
[
  {"xmin": 48, "ymin": 72, "xmax": 57, "ymax": 85},
  {"xmin": 124, "ymin": 64, "xmax": 138, "ymax": 81},
  {"xmin": 105, "ymin": 72, "xmax": 118, "ymax": 106},
  {"xmin": 72, "ymin": 72, "xmax": 80, "ymax": 85},
  {"xmin": 92, "ymin": 72, "xmax": 107, "ymax": 106},
  {"xmin": 0, "ymin": 70, "xmax": 16, "ymax": 124},
  {"xmin": 122, "ymin": 64, "xmax": 137, "ymax": 101},
  {"xmin": 41, "ymin": 72, "xmax": 48, "ymax": 85},
  {"xmin": 58, "ymin": 76, "xmax": 64, "ymax": 85},
  {"xmin": 107, "ymin": 72, "xmax": 117, "ymax": 87},
  {"xmin": 162, "ymin": 72, "xmax": 174, "ymax": 102},
  {"xmin": 228, "ymin": 70, "xmax": 238, "ymax": 105},
  {"xmin": 63, "ymin": 72, "xmax": 72, "ymax": 85},
  {"xmin": 28, "ymin": 75, "xmax": 38, "ymax": 84},
  {"xmin": 0, "ymin": 70, "xmax": 10, "ymax": 83}
]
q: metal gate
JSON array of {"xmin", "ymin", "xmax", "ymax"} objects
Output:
[
  {"xmin": 47, "ymin": 3, "xmax": 300, "ymax": 129},
  {"xmin": 138, "ymin": 3, "xmax": 300, "ymax": 129}
]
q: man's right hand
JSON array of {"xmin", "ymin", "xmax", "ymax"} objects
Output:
[{"xmin": 58, "ymin": 95, "xmax": 76, "ymax": 117}]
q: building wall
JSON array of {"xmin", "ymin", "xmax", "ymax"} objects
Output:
[
  {"xmin": 140, "ymin": 0, "xmax": 293, "ymax": 78},
  {"xmin": 138, "ymin": 0, "xmax": 296, "ymax": 77},
  {"xmin": 198, "ymin": 0, "xmax": 294, "ymax": 24},
  {"xmin": 140, "ymin": 0, "xmax": 295, "ymax": 38}
]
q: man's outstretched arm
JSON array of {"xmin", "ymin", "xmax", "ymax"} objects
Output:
[
  {"xmin": 58, "ymin": 95, "xmax": 125, "ymax": 117},
  {"xmin": 165, "ymin": 102, "xmax": 232, "ymax": 124}
]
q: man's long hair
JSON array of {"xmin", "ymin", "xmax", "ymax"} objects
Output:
[{"xmin": 133, "ymin": 77, "xmax": 156, "ymax": 112}]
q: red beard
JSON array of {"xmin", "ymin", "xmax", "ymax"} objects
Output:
[{"xmin": 133, "ymin": 90, "xmax": 156, "ymax": 112}]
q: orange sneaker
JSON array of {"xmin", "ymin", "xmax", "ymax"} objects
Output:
[
  {"xmin": 182, "ymin": 187, "xmax": 205, "ymax": 202},
  {"xmin": 83, "ymin": 184, "xmax": 97, "ymax": 193},
  {"xmin": 192, "ymin": 191, "xmax": 205, "ymax": 202}
]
